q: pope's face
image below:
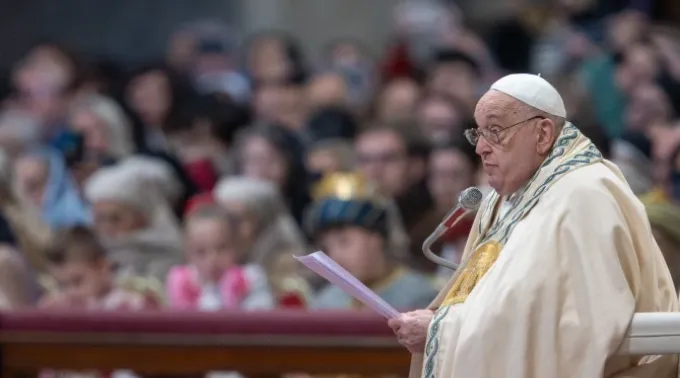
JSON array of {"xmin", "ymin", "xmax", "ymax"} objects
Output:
[{"xmin": 473, "ymin": 91, "xmax": 547, "ymax": 196}]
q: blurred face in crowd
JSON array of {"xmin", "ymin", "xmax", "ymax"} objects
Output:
[
  {"xmin": 427, "ymin": 62, "xmax": 477, "ymax": 108},
  {"xmin": 185, "ymin": 217, "xmax": 239, "ymax": 283},
  {"xmin": 14, "ymin": 155, "xmax": 49, "ymax": 207},
  {"xmin": 417, "ymin": 95, "xmax": 465, "ymax": 142},
  {"xmin": 428, "ymin": 148, "xmax": 476, "ymax": 210},
  {"xmin": 192, "ymin": 45, "xmax": 232, "ymax": 77},
  {"xmin": 219, "ymin": 201, "xmax": 259, "ymax": 252},
  {"xmin": 0, "ymin": 111, "xmax": 41, "ymax": 158},
  {"xmin": 167, "ymin": 29, "xmax": 197, "ymax": 72},
  {"xmin": 14, "ymin": 46, "xmax": 73, "ymax": 93},
  {"xmin": 241, "ymin": 135, "xmax": 288, "ymax": 190},
  {"xmin": 92, "ymin": 200, "xmax": 148, "ymax": 239},
  {"xmin": 626, "ymin": 83, "xmax": 673, "ymax": 131},
  {"xmin": 167, "ymin": 118, "xmax": 220, "ymax": 164},
  {"xmin": 306, "ymin": 73, "xmax": 348, "ymax": 110},
  {"xmin": 375, "ymin": 78, "xmax": 420, "ymax": 122},
  {"xmin": 615, "ymin": 44, "xmax": 660, "ymax": 94},
  {"xmin": 126, "ymin": 70, "xmax": 171, "ymax": 127},
  {"xmin": 48, "ymin": 257, "xmax": 110, "ymax": 306},
  {"xmin": 253, "ymin": 83, "xmax": 306, "ymax": 130},
  {"xmin": 330, "ymin": 41, "xmax": 364, "ymax": 67},
  {"xmin": 473, "ymin": 91, "xmax": 557, "ymax": 196},
  {"xmin": 328, "ymin": 41, "xmax": 374, "ymax": 107},
  {"xmin": 13, "ymin": 45, "xmax": 74, "ymax": 121},
  {"xmin": 248, "ymin": 36, "xmax": 292, "ymax": 83},
  {"xmin": 69, "ymin": 108, "xmax": 110, "ymax": 155},
  {"xmin": 607, "ymin": 10, "xmax": 648, "ymax": 51},
  {"xmin": 307, "ymin": 146, "xmax": 346, "ymax": 175},
  {"xmin": 320, "ymin": 226, "xmax": 386, "ymax": 283},
  {"xmin": 355, "ymin": 129, "xmax": 410, "ymax": 198}
]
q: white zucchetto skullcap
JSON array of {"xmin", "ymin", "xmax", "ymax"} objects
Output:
[{"xmin": 490, "ymin": 73, "xmax": 567, "ymax": 118}]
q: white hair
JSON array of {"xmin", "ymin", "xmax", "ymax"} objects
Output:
[
  {"xmin": 116, "ymin": 156, "xmax": 184, "ymax": 207},
  {"xmin": 84, "ymin": 165, "xmax": 156, "ymax": 217},
  {"xmin": 85, "ymin": 163, "xmax": 184, "ymax": 282},
  {"xmin": 214, "ymin": 176, "xmax": 287, "ymax": 225},
  {"xmin": 70, "ymin": 93, "xmax": 134, "ymax": 158},
  {"xmin": 213, "ymin": 176, "xmax": 308, "ymax": 266},
  {"xmin": 513, "ymin": 100, "xmax": 566, "ymax": 130},
  {"xmin": 0, "ymin": 110, "xmax": 41, "ymax": 152}
]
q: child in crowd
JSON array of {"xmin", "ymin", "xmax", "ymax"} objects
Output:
[
  {"xmin": 306, "ymin": 172, "xmax": 438, "ymax": 310},
  {"xmin": 166, "ymin": 205, "xmax": 275, "ymax": 311},
  {"xmin": 39, "ymin": 226, "xmax": 160, "ymax": 310}
]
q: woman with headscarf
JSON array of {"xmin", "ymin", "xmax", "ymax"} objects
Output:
[
  {"xmin": 234, "ymin": 124, "xmax": 311, "ymax": 225},
  {"xmin": 84, "ymin": 163, "xmax": 183, "ymax": 285},
  {"xmin": 14, "ymin": 147, "xmax": 91, "ymax": 228},
  {"xmin": 214, "ymin": 176, "xmax": 309, "ymax": 307}
]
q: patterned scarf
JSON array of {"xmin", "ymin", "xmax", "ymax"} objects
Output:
[
  {"xmin": 476, "ymin": 122, "xmax": 603, "ymax": 246},
  {"xmin": 423, "ymin": 123, "xmax": 603, "ymax": 378}
]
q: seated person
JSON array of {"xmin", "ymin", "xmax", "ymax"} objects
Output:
[
  {"xmin": 39, "ymin": 226, "xmax": 160, "ymax": 310},
  {"xmin": 307, "ymin": 172, "xmax": 438, "ymax": 310},
  {"xmin": 214, "ymin": 176, "xmax": 311, "ymax": 307},
  {"xmin": 166, "ymin": 205, "xmax": 275, "ymax": 311},
  {"xmin": 84, "ymin": 164, "xmax": 183, "ymax": 284}
]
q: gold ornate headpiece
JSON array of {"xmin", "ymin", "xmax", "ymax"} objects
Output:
[
  {"xmin": 311, "ymin": 172, "xmax": 385, "ymax": 204},
  {"xmin": 306, "ymin": 172, "xmax": 390, "ymax": 238}
]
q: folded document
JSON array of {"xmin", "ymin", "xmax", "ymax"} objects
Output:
[{"xmin": 296, "ymin": 251, "xmax": 400, "ymax": 319}]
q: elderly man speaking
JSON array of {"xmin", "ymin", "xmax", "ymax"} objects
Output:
[{"xmin": 388, "ymin": 74, "xmax": 680, "ymax": 378}]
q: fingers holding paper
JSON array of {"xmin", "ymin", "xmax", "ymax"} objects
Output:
[{"xmin": 388, "ymin": 309, "xmax": 435, "ymax": 354}]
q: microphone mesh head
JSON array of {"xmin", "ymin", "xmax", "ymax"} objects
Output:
[{"xmin": 458, "ymin": 187, "xmax": 483, "ymax": 210}]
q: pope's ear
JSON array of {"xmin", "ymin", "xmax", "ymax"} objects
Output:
[{"xmin": 536, "ymin": 118, "xmax": 556, "ymax": 155}]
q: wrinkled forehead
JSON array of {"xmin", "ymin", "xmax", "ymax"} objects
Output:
[{"xmin": 474, "ymin": 90, "xmax": 523, "ymax": 125}]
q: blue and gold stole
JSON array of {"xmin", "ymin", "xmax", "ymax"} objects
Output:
[{"xmin": 423, "ymin": 123, "xmax": 603, "ymax": 378}]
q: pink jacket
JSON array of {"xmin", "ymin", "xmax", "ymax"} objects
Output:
[{"xmin": 166, "ymin": 264, "xmax": 274, "ymax": 310}]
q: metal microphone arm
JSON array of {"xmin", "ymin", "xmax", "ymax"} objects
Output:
[{"xmin": 422, "ymin": 209, "xmax": 471, "ymax": 271}]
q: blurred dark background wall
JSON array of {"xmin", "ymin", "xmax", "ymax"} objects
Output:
[
  {"xmin": 0, "ymin": 0, "xmax": 677, "ymax": 72},
  {"xmin": 0, "ymin": 0, "xmax": 237, "ymax": 70}
]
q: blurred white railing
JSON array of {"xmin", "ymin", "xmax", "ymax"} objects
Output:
[{"xmin": 619, "ymin": 313, "xmax": 680, "ymax": 355}]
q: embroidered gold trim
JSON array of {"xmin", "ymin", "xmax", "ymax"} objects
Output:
[{"xmin": 440, "ymin": 241, "xmax": 503, "ymax": 307}]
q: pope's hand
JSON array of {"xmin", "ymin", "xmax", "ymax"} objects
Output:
[{"xmin": 387, "ymin": 309, "xmax": 434, "ymax": 354}]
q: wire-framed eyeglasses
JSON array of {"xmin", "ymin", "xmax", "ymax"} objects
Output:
[{"xmin": 464, "ymin": 116, "xmax": 546, "ymax": 146}]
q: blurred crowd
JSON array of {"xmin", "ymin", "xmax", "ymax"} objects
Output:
[{"xmin": 0, "ymin": 0, "xmax": 679, "ymax": 318}]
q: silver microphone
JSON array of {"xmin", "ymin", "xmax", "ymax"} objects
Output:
[{"xmin": 422, "ymin": 187, "xmax": 483, "ymax": 270}]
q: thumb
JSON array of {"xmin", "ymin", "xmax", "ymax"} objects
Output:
[{"xmin": 388, "ymin": 315, "xmax": 404, "ymax": 329}]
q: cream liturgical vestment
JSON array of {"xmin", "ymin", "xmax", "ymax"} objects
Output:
[{"xmin": 410, "ymin": 124, "xmax": 680, "ymax": 378}]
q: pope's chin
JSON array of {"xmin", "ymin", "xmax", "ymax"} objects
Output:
[{"xmin": 482, "ymin": 169, "xmax": 502, "ymax": 193}]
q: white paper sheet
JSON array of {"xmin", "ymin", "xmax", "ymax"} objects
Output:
[{"xmin": 296, "ymin": 251, "xmax": 400, "ymax": 319}]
